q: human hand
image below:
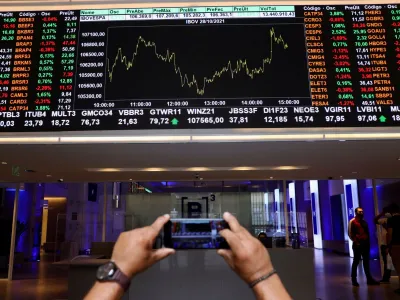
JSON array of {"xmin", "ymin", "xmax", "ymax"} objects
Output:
[
  {"xmin": 217, "ymin": 212, "xmax": 274, "ymax": 284},
  {"xmin": 111, "ymin": 214, "xmax": 175, "ymax": 278}
]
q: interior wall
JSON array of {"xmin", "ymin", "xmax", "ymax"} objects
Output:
[
  {"xmin": 65, "ymin": 183, "xmax": 125, "ymax": 251},
  {"xmin": 0, "ymin": 189, "xmax": 13, "ymax": 276},
  {"xmin": 297, "ymin": 181, "xmax": 309, "ymax": 213},
  {"xmin": 318, "ymin": 180, "xmax": 332, "ymax": 241},
  {"xmin": 376, "ymin": 181, "xmax": 400, "ymax": 209},
  {"xmin": 296, "ymin": 181, "xmax": 313, "ymax": 243},
  {"xmin": 329, "ymin": 180, "xmax": 344, "ymax": 196},
  {"xmin": 319, "ymin": 180, "xmax": 348, "ymax": 254},
  {"xmin": 2, "ymin": 184, "xmax": 45, "ymax": 260},
  {"xmin": 45, "ymin": 198, "xmax": 67, "ymax": 246},
  {"xmin": 44, "ymin": 183, "xmax": 68, "ymax": 198}
]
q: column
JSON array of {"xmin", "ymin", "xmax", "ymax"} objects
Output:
[
  {"xmin": 372, "ymin": 179, "xmax": 383, "ymax": 274},
  {"xmin": 309, "ymin": 180, "xmax": 322, "ymax": 249},
  {"xmin": 102, "ymin": 182, "xmax": 107, "ymax": 242},
  {"xmin": 343, "ymin": 179, "xmax": 360, "ymax": 257},
  {"xmin": 283, "ymin": 180, "xmax": 289, "ymax": 245},
  {"xmin": 8, "ymin": 183, "xmax": 20, "ymax": 280}
]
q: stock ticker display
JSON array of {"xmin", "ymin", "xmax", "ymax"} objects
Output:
[{"xmin": 0, "ymin": 4, "xmax": 400, "ymax": 131}]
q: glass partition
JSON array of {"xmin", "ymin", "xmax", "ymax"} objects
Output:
[
  {"xmin": 0, "ymin": 184, "xmax": 14, "ymax": 278},
  {"xmin": 123, "ymin": 180, "xmax": 287, "ymax": 247}
]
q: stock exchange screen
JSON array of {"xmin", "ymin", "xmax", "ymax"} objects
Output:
[{"xmin": 0, "ymin": 4, "xmax": 399, "ymax": 131}]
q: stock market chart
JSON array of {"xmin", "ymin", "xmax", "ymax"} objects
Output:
[{"xmin": 0, "ymin": 4, "xmax": 399, "ymax": 131}]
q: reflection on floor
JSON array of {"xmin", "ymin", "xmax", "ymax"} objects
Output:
[
  {"xmin": 0, "ymin": 250, "xmax": 399, "ymax": 300},
  {"xmin": 0, "ymin": 253, "xmax": 68, "ymax": 300},
  {"xmin": 314, "ymin": 250, "xmax": 399, "ymax": 300}
]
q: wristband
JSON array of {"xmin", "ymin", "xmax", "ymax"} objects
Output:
[{"xmin": 249, "ymin": 269, "xmax": 277, "ymax": 289}]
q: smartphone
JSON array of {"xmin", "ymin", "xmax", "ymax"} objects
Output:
[{"xmin": 163, "ymin": 218, "xmax": 230, "ymax": 249}]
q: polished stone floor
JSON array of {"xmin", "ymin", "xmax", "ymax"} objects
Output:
[{"xmin": 0, "ymin": 250, "xmax": 398, "ymax": 300}]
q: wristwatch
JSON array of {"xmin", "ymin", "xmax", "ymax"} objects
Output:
[{"xmin": 96, "ymin": 261, "xmax": 131, "ymax": 291}]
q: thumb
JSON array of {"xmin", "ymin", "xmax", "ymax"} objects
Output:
[{"xmin": 152, "ymin": 248, "xmax": 175, "ymax": 262}]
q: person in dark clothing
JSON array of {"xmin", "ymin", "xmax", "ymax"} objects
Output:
[
  {"xmin": 348, "ymin": 207, "xmax": 379, "ymax": 286},
  {"xmin": 374, "ymin": 206, "xmax": 393, "ymax": 283},
  {"xmin": 387, "ymin": 204, "xmax": 400, "ymax": 294}
]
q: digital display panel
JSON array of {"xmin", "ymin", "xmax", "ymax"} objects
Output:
[
  {"xmin": 164, "ymin": 218, "xmax": 229, "ymax": 249},
  {"xmin": 0, "ymin": 4, "xmax": 399, "ymax": 131}
]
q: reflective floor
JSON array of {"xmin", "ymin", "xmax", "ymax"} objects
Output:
[
  {"xmin": 0, "ymin": 250, "xmax": 399, "ymax": 300},
  {"xmin": 314, "ymin": 250, "xmax": 399, "ymax": 300}
]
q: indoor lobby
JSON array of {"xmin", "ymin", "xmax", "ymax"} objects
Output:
[
  {"xmin": 1, "ymin": 0, "xmax": 400, "ymax": 299},
  {"xmin": 0, "ymin": 140, "xmax": 400, "ymax": 299}
]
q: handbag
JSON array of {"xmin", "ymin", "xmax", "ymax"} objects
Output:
[{"xmin": 387, "ymin": 253, "xmax": 395, "ymax": 271}]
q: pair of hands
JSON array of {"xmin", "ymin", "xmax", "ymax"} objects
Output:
[{"xmin": 111, "ymin": 212, "xmax": 273, "ymax": 284}]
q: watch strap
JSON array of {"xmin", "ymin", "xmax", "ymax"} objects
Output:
[{"xmin": 113, "ymin": 268, "xmax": 131, "ymax": 291}]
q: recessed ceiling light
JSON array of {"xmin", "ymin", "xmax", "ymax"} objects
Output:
[
  {"xmin": 397, "ymin": 158, "xmax": 400, "ymax": 161},
  {"xmin": 340, "ymin": 176, "xmax": 343, "ymax": 178},
  {"xmin": 129, "ymin": 178, "xmax": 133, "ymax": 181},
  {"xmin": 231, "ymin": 167, "xmax": 256, "ymax": 171},
  {"xmin": 46, "ymin": 175, "xmax": 52, "ymax": 177},
  {"xmin": 273, "ymin": 166, "xmax": 308, "ymax": 170},
  {"xmin": 199, "ymin": 177, "xmax": 203, "ymax": 180},
  {"xmin": 96, "ymin": 168, "xmax": 121, "ymax": 172},
  {"xmin": 270, "ymin": 176, "xmax": 274, "ymax": 179},
  {"xmin": 339, "ymin": 140, "xmax": 346, "ymax": 142},
  {"xmin": 142, "ymin": 168, "xmax": 167, "ymax": 172},
  {"xmin": 1, "ymin": 162, "xmax": 7, "ymax": 165},
  {"xmin": 186, "ymin": 167, "xmax": 211, "ymax": 171}
]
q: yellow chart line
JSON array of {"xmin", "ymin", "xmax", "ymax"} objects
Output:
[{"xmin": 107, "ymin": 28, "xmax": 288, "ymax": 96}]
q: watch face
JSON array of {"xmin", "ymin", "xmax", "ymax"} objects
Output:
[{"xmin": 97, "ymin": 262, "xmax": 116, "ymax": 281}]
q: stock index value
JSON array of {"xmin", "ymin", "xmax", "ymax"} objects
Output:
[{"xmin": 0, "ymin": 4, "xmax": 399, "ymax": 132}]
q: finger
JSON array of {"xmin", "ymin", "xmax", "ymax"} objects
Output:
[
  {"xmin": 219, "ymin": 229, "xmax": 242, "ymax": 252},
  {"xmin": 223, "ymin": 212, "xmax": 242, "ymax": 233},
  {"xmin": 236, "ymin": 227, "xmax": 252, "ymax": 239},
  {"xmin": 217, "ymin": 249, "xmax": 233, "ymax": 264},
  {"xmin": 152, "ymin": 248, "xmax": 175, "ymax": 262},
  {"xmin": 150, "ymin": 214, "xmax": 170, "ymax": 238}
]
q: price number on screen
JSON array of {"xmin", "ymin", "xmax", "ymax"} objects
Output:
[
  {"xmin": 294, "ymin": 116, "xmax": 314, "ymax": 123},
  {"xmin": 51, "ymin": 119, "xmax": 70, "ymax": 127},
  {"xmin": 357, "ymin": 115, "xmax": 378, "ymax": 122},
  {"xmin": 118, "ymin": 118, "xmax": 138, "ymax": 126},
  {"xmin": 81, "ymin": 32, "xmax": 106, "ymax": 38},
  {"xmin": 150, "ymin": 118, "xmax": 169, "ymax": 125},
  {"xmin": 187, "ymin": 117, "xmax": 224, "ymax": 124},
  {"xmin": 325, "ymin": 115, "xmax": 345, "ymax": 123},
  {"xmin": 81, "ymin": 119, "xmax": 100, "ymax": 126},
  {"xmin": 24, "ymin": 120, "xmax": 44, "ymax": 128},
  {"xmin": 0, "ymin": 120, "xmax": 14, "ymax": 128},
  {"xmin": 229, "ymin": 116, "xmax": 249, "ymax": 124},
  {"xmin": 264, "ymin": 116, "xmax": 288, "ymax": 123}
]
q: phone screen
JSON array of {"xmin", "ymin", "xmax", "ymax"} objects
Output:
[{"xmin": 163, "ymin": 218, "xmax": 229, "ymax": 249}]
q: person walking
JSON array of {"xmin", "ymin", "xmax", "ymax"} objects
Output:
[
  {"xmin": 387, "ymin": 204, "xmax": 400, "ymax": 294},
  {"xmin": 374, "ymin": 206, "xmax": 392, "ymax": 283},
  {"xmin": 348, "ymin": 207, "xmax": 379, "ymax": 286}
]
